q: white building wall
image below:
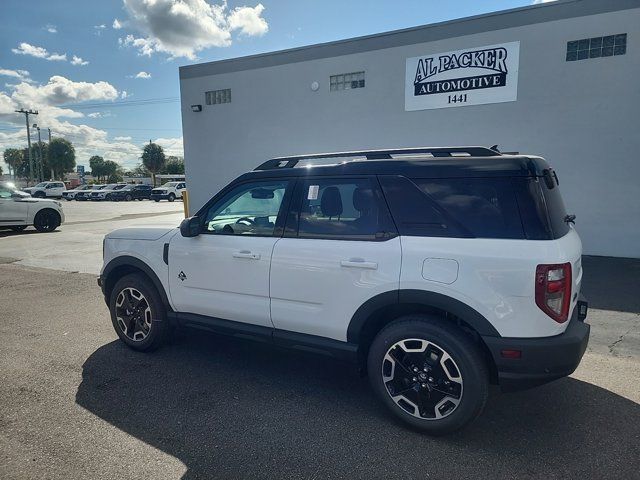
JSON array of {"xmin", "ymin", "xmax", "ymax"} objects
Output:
[{"xmin": 179, "ymin": 4, "xmax": 640, "ymax": 258}]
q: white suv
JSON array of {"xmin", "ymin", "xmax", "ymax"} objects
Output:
[
  {"xmin": 0, "ymin": 182, "xmax": 65, "ymax": 232},
  {"xmin": 99, "ymin": 147, "xmax": 589, "ymax": 434},
  {"xmin": 22, "ymin": 181, "xmax": 66, "ymax": 198},
  {"xmin": 150, "ymin": 181, "xmax": 186, "ymax": 202}
]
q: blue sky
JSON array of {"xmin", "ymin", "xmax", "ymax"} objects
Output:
[{"xmin": 0, "ymin": 0, "xmax": 548, "ymax": 169}]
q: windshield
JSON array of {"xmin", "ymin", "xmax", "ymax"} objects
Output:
[
  {"xmin": 113, "ymin": 184, "xmax": 126, "ymax": 190},
  {"xmin": 35, "ymin": 182, "xmax": 48, "ymax": 187},
  {"xmin": 165, "ymin": 182, "xmax": 179, "ymax": 187},
  {"xmin": 121, "ymin": 185, "xmax": 134, "ymax": 190},
  {"xmin": 105, "ymin": 184, "xmax": 118, "ymax": 189}
]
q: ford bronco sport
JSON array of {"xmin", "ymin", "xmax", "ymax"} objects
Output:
[{"xmin": 99, "ymin": 146, "xmax": 589, "ymax": 435}]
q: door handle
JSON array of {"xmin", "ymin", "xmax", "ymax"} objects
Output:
[
  {"xmin": 340, "ymin": 259, "xmax": 378, "ymax": 270},
  {"xmin": 233, "ymin": 250, "xmax": 261, "ymax": 260}
]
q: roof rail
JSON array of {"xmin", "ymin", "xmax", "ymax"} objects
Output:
[{"xmin": 255, "ymin": 146, "xmax": 500, "ymax": 170}]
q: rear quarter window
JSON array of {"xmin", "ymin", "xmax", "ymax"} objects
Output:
[{"xmin": 380, "ymin": 175, "xmax": 525, "ymax": 239}]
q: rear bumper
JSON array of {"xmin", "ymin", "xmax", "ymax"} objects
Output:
[{"xmin": 482, "ymin": 297, "xmax": 590, "ymax": 392}]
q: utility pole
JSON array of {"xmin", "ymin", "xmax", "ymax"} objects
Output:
[
  {"xmin": 47, "ymin": 128, "xmax": 53, "ymax": 180},
  {"xmin": 34, "ymin": 126, "xmax": 44, "ymax": 181},
  {"xmin": 15, "ymin": 108, "xmax": 38, "ymax": 185}
]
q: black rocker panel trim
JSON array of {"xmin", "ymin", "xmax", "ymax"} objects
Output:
[
  {"xmin": 101, "ymin": 255, "xmax": 171, "ymax": 309},
  {"xmin": 168, "ymin": 311, "xmax": 359, "ymax": 362},
  {"xmin": 347, "ymin": 289, "xmax": 500, "ymax": 343}
]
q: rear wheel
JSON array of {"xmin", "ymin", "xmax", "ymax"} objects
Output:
[
  {"xmin": 154, "ymin": 199, "xmax": 160, "ymax": 202},
  {"xmin": 109, "ymin": 273, "xmax": 169, "ymax": 351},
  {"xmin": 168, "ymin": 193, "xmax": 175, "ymax": 202},
  {"xmin": 367, "ymin": 316, "xmax": 488, "ymax": 435},
  {"xmin": 33, "ymin": 209, "xmax": 61, "ymax": 232}
]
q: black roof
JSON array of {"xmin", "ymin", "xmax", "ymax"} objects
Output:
[{"xmin": 240, "ymin": 147, "xmax": 550, "ymax": 181}]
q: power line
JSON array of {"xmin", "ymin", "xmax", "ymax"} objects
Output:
[{"xmin": 60, "ymin": 97, "xmax": 180, "ymax": 109}]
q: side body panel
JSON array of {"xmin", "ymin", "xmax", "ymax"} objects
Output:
[{"xmin": 399, "ymin": 227, "xmax": 583, "ymax": 338}]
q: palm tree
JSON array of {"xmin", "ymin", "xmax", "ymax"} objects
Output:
[{"xmin": 141, "ymin": 143, "xmax": 166, "ymax": 186}]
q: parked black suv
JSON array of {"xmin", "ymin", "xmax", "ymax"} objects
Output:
[{"xmin": 109, "ymin": 184, "xmax": 153, "ymax": 201}]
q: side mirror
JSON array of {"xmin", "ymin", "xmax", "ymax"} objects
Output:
[{"xmin": 180, "ymin": 216, "xmax": 201, "ymax": 237}]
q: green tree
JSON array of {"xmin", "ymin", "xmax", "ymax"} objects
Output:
[
  {"xmin": 48, "ymin": 138, "xmax": 76, "ymax": 180},
  {"xmin": 3, "ymin": 148, "xmax": 24, "ymax": 179},
  {"xmin": 161, "ymin": 156, "xmax": 185, "ymax": 175},
  {"xmin": 141, "ymin": 142, "xmax": 166, "ymax": 185},
  {"xmin": 89, "ymin": 155, "xmax": 106, "ymax": 181}
]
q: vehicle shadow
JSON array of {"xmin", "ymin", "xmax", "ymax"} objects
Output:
[
  {"xmin": 76, "ymin": 331, "xmax": 640, "ymax": 479},
  {"xmin": 582, "ymin": 255, "xmax": 640, "ymax": 314},
  {"xmin": 0, "ymin": 228, "xmax": 60, "ymax": 238}
]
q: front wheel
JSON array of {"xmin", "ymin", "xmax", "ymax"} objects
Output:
[
  {"xmin": 33, "ymin": 191, "xmax": 45, "ymax": 198},
  {"xmin": 367, "ymin": 316, "xmax": 488, "ymax": 435},
  {"xmin": 33, "ymin": 209, "xmax": 61, "ymax": 232},
  {"xmin": 168, "ymin": 193, "xmax": 175, "ymax": 202},
  {"xmin": 109, "ymin": 274, "xmax": 169, "ymax": 351},
  {"xmin": 125, "ymin": 194, "xmax": 133, "ymax": 201}
]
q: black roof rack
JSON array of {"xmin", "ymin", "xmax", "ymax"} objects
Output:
[{"xmin": 255, "ymin": 146, "xmax": 500, "ymax": 170}]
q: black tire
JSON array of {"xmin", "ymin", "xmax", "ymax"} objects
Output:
[
  {"xmin": 168, "ymin": 193, "xmax": 175, "ymax": 202},
  {"xmin": 33, "ymin": 209, "xmax": 61, "ymax": 232},
  {"xmin": 33, "ymin": 191, "xmax": 45, "ymax": 198},
  {"xmin": 109, "ymin": 273, "xmax": 169, "ymax": 352},
  {"xmin": 367, "ymin": 315, "xmax": 488, "ymax": 435},
  {"xmin": 65, "ymin": 197, "xmax": 72, "ymax": 201},
  {"xmin": 125, "ymin": 194, "xmax": 133, "ymax": 201},
  {"xmin": 154, "ymin": 199, "xmax": 160, "ymax": 202},
  {"xmin": 11, "ymin": 225, "xmax": 27, "ymax": 232}
]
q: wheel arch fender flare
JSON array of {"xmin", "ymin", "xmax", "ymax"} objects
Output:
[
  {"xmin": 347, "ymin": 289, "xmax": 500, "ymax": 344},
  {"xmin": 102, "ymin": 255, "xmax": 171, "ymax": 310}
]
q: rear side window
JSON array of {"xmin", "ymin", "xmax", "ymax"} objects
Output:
[{"xmin": 380, "ymin": 175, "xmax": 525, "ymax": 239}]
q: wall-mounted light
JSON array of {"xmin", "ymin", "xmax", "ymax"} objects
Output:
[
  {"xmin": 191, "ymin": 104, "xmax": 202, "ymax": 112},
  {"xmin": 310, "ymin": 81, "xmax": 319, "ymax": 92}
]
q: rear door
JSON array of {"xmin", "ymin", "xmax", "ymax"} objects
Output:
[
  {"xmin": 168, "ymin": 179, "xmax": 292, "ymax": 327},
  {"xmin": 270, "ymin": 176, "xmax": 401, "ymax": 341}
]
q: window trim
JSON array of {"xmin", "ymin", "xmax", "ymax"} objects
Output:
[
  {"xmin": 195, "ymin": 178, "xmax": 294, "ymax": 238},
  {"xmin": 284, "ymin": 175, "xmax": 398, "ymax": 242}
]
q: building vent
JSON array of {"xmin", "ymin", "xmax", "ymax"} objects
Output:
[
  {"xmin": 566, "ymin": 34, "xmax": 627, "ymax": 61},
  {"xmin": 330, "ymin": 71, "xmax": 365, "ymax": 91},
  {"xmin": 205, "ymin": 88, "xmax": 231, "ymax": 105}
]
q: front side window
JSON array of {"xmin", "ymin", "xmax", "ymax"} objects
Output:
[
  {"xmin": 202, "ymin": 180, "xmax": 289, "ymax": 236},
  {"xmin": 296, "ymin": 178, "xmax": 386, "ymax": 239}
]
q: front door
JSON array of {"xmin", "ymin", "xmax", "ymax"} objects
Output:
[
  {"xmin": 168, "ymin": 179, "xmax": 292, "ymax": 327},
  {"xmin": 270, "ymin": 176, "xmax": 401, "ymax": 342},
  {"xmin": 0, "ymin": 185, "xmax": 29, "ymax": 226}
]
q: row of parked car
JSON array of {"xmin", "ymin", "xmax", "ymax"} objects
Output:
[{"xmin": 23, "ymin": 181, "xmax": 186, "ymax": 202}]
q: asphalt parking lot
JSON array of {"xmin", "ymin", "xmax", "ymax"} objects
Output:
[{"xmin": 1, "ymin": 201, "xmax": 639, "ymax": 479}]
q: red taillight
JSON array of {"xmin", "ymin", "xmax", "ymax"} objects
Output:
[{"xmin": 535, "ymin": 263, "xmax": 572, "ymax": 323}]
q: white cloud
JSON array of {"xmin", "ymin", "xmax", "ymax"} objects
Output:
[
  {"xmin": 46, "ymin": 24, "xmax": 57, "ymax": 33},
  {"xmin": 532, "ymin": 0, "xmax": 556, "ymax": 3},
  {"xmin": 11, "ymin": 75, "xmax": 118, "ymax": 107},
  {"xmin": 228, "ymin": 4, "xmax": 268, "ymax": 37},
  {"xmin": 118, "ymin": 0, "xmax": 268, "ymax": 59},
  {"xmin": 71, "ymin": 55, "xmax": 89, "ymax": 66},
  {"xmin": 0, "ymin": 68, "xmax": 32, "ymax": 83},
  {"xmin": 11, "ymin": 42, "xmax": 67, "ymax": 61},
  {"xmin": 134, "ymin": 71, "xmax": 151, "ymax": 79},
  {"xmin": 114, "ymin": 136, "xmax": 132, "ymax": 141},
  {"xmin": 120, "ymin": 90, "xmax": 130, "ymax": 99},
  {"xmin": 113, "ymin": 18, "xmax": 123, "ymax": 29}
]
